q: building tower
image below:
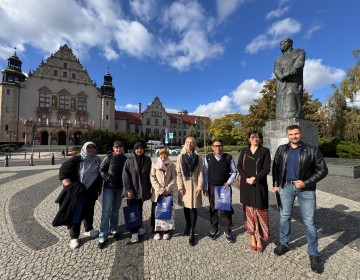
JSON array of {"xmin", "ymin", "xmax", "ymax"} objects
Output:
[
  {"xmin": 100, "ymin": 70, "xmax": 115, "ymax": 131},
  {"xmin": 0, "ymin": 49, "xmax": 26, "ymax": 142}
]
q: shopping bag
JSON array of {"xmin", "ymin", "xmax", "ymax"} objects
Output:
[
  {"xmin": 155, "ymin": 195, "xmax": 173, "ymax": 220},
  {"xmin": 214, "ymin": 185, "xmax": 232, "ymax": 211},
  {"xmin": 123, "ymin": 203, "xmax": 141, "ymax": 230},
  {"xmin": 155, "ymin": 208, "xmax": 175, "ymax": 231}
]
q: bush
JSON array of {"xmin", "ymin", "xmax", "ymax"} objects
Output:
[
  {"xmin": 318, "ymin": 138, "xmax": 340, "ymax": 157},
  {"xmin": 336, "ymin": 141, "xmax": 360, "ymax": 159}
]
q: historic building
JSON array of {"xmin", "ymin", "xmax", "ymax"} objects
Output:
[{"xmin": 0, "ymin": 45, "xmax": 209, "ymax": 147}]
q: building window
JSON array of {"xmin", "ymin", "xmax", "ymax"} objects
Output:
[
  {"xmin": 59, "ymin": 95, "xmax": 70, "ymax": 110},
  {"xmin": 163, "ymin": 119, "xmax": 166, "ymax": 126},
  {"xmin": 106, "ymin": 101, "xmax": 109, "ymax": 106},
  {"xmin": 54, "ymin": 70, "xmax": 58, "ymax": 76},
  {"xmin": 77, "ymin": 96, "xmax": 87, "ymax": 111},
  {"xmin": 39, "ymin": 92, "xmax": 51, "ymax": 108},
  {"xmin": 72, "ymin": 73, "xmax": 76, "ymax": 79},
  {"xmin": 146, "ymin": 128, "xmax": 151, "ymax": 135},
  {"xmin": 146, "ymin": 118, "xmax": 150, "ymax": 125},
  {"xmin": 155, "ymin": 119, "xmax": 159, "ymax": 126},
  {"xmin": 63, "ymin": 72, "xmax": 67, "ymax": 78},
  {"xmin": 6, "ymin": 89, "xmax": 10, "ymax": 95},
  {"xmin": 5, "ymin": 125, "xmax": 8, "ymax": 131},
  {"xmin": 106, "ymin": 115, "xmax": 108, "ymax": 120},
  {"xmin": 64, "ymin": 63, "xmax": 68, "ymax": 68},
  {"xmin": 154, "ymin": 129, "xmax": 159, "ymax": 137},
  {"xmin": 115, "ymin": 123, "xmax": 118, "ymax": 129},
  {"xmin": 5, "ymin": 106, "xmax": 9, "ymax": 113}
]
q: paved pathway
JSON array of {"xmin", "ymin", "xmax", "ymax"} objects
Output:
[{"xmin": 0, "ymin": 160, "xmax": 359, "ymax": 280}]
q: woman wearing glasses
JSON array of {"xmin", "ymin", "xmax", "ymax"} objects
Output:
[{"xmin": 237, "ymin": 131, "xmax": 271, "ymax": 252}]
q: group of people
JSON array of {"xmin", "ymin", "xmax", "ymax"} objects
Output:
[{"xmin": 55, "ymin": 124, "xmax": 328, "ymax": 274}]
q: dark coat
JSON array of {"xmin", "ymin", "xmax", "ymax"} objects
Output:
[
  {"xmin": 122, "ymin": 155, "xmax": 152, "ymax": 200},
  {"xmin": 52, "ymin": 182, "xmax": 86, "ymax": 227},
  {"xmin": 59, "ymin": 155, "xmax": 102, "ymax": 200},
  {"xmin": 100, "ymin": 153, "xmax": 127, "ymax": 190},
  {"xmin": 237, "ymin": 146, "xmax": 271, "ymax": 209}
]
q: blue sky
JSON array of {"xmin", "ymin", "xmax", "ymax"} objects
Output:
[{"xmin": 0, "ymin": 0, "xmax": 359, "ymax": 119}]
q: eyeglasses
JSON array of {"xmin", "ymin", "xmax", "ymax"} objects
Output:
[{"xmin": 213, "ymin": 145, "xmax": 223, "ymax": 147}]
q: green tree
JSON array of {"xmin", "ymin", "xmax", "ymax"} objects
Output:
[
  {"xmin": 340, "ymin": 49, "xmax": 360, "ymax": 101},
  {"xmin": 209, "ymin": 113, "xmax": 245, "ymax": 145},
  {"xmin": 185, "ymin": 125, "xmax": 197, "ymax": 140}
]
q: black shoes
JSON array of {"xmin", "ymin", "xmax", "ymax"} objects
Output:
[
  {"xmin": 273, "ymin": 244, "xmax": 290, "ymax": 256},
  {"xmin": 189, "ymin": 232, "xmax": 195, "ymax": 246},
  {"xmin": 98, "ymin": 239, "xmax": 108, "ymax": 249},
  {"xmin": 208, "ymin": 230, "xmax": 219, "ymax": 240},
  {"xmin": 309, "ymin": 256, "xmax": 323, "ymax": 274},
  {"xmin": 183, "ymin": 227, "xmax": 190, "ymax": 236},
  {"xmin": 113, "ymin": 232, "xmax": 121, "ymax": 239}
]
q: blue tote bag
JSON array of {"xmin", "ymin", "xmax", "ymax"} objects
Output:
[
  {"xmin": 123, "ymin": 203, "xmax": 141, "ymax": 230},
  {"xmin": 156, "ymin": 195, "xmax": 173, "ymax": 220},
  {"xmin": 214, "ymin": 186, "xmax": 232, "ymax": 211}
]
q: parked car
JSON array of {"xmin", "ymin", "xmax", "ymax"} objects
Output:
[{"xmin": 168, "ymin": 146, "xmax": 181, "ymax": 155}]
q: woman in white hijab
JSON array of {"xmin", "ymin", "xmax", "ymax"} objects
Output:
[{"xmin": 59, "ymin": 141, "xmax": 102, "ymax": 249}]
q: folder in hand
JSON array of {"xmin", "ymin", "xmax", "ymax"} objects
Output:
[{"xmin": 275, "ymin": 191, "xmax": 282, "ymax": 210}]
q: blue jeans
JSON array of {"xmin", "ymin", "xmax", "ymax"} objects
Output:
[
  {"xmin": 279, "ymin": 182, "xmax": 318, "ymax": 256},
  {"xmin": 99, "ymin": 188, "xmax": 122, "ymax": 241}
]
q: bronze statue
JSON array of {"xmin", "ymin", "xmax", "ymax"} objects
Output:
[{"xmin": 274, "ymin": 38, "xmax": 305, "ymax": 119}]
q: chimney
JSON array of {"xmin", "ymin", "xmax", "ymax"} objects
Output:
[{"xmin": 138, "ymin": 103, "xmax": 142, "ymax": 115}]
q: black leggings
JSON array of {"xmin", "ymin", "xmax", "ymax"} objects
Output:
[{"xmin": 183, "ymin": 207, "xmax": 197, "ymax": 232}]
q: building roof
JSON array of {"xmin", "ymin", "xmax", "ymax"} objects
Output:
[
  {"xmin": 168, "ymin": 113, "xmax": 210, "ymax": 125},
  {"xmin": 115, "ymin": 111, "xmax": 141, "ymax": 125}
]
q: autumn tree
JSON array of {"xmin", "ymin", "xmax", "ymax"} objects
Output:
[{"xmin": 208, "ymin": 113, "xmax": 245, "ymax": 145}]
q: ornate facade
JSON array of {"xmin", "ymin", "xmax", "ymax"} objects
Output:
[{"xmin": 0, "ymin": 45, "xmax": 209, "ymax": 147}]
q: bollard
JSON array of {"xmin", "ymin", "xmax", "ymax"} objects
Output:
[
  {"xmin": 4, "ymin": 154, "xmax": 9, "ymax": 167},
  {"xmin": 24, "ymin": 152, "xmax": 27, "ymax": 159},
  {"xmin": 29, "ymin": 154, "xmax": 34, "ymax": 166},
  {"xmin": 51, "ymin": 153, "xmax": 55, "ymax": 165}
]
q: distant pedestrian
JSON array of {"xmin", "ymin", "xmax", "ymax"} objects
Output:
[
  {"xmin": 98, "ymin": 141, "xmax": 127, "ymax": 249},
  {"xmin": 176, "ymin": 137, "xmax": 204, "ymax": 246},
  {"xmin": 204, "ymin": 138, "xmax": 237, "ymax": 243},
  {"xmin": 272, "ymin": 125, "xmax": 328, "ymax": 274},
  {"xmin": 150, "ymin": 148, "xmax": 177, "ymax": 240},
  {"xmin": 122, "ymin": 142, "xmax": 152, "ymax": 243},
  {"xmin": 57, "ymin": 141, "xmax": 102, "ymax": 249},
  {"xmin": 237, "ymin": 131, "xmax": 271, "ymax": 252}
]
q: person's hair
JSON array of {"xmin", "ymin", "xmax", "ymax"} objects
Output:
[
  {"xmin": 158, "ymin": 148, "xmax": 169, "ymax": 156},
  {"xmin": 286, "ymin": 125, "xmax": 301, "ymax": 132},
  {"xmin": 113, "ymin": 140, "xmax": 123, "ymax": 147},
  {"xmin": 180, "ymin": 137, "xmax": 198, "ymax": 154},
  {"xmin": 248, "ymin": 130, "xmax": 263, "ymax": 139},
  {"xmin": 212, "ymin": 138, "xmax": 223, "ymax": 145}
]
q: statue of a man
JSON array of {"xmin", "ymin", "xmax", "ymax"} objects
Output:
[{"xmin": 274, "ymin": 38, "xmax": 305, "ymax": 119}]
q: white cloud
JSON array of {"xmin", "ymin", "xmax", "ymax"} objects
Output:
[
  {"xmin": 305, "ymin": 22, "xmax": 323, "ymax": 39},
  {"xmin": 245, "ymin": 18, "xmax": 301, "ymax": 54},
  {"xmin": 192, "ymin": 95, "xmax": 234, "ymax": 119},
  {"xmin": 266, "ymin": 6, "xmax": 290, "ymax": 20},
  {"xmin": 216, "ymin": 0, "xmax": 246, "ymax": 23},
  {"xmin": 0, "ymin": 0, "xmax": 225, "ymax": 71},
  {"xmin": 130, "ymin": 0, "xmax": 158, "ymax": 22},
  {"xmin": 231, "ymin": 79, "xmax": 265, "ymax": 113},
  {"xmin": 304, "ymin": 59, "xmax": 346, "ymax": 90},
  {"xmin": 116, "ymin": 103, "xmax": 139, "ymax": 111}
]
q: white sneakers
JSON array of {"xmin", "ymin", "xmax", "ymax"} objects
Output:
[
  {"xmin": 69, "ymin": 238, "xmax": 80, "ymax": 249},
  {"xmin": 138, "ymin": 228, "xmax": 146, "ymax": 236},
  {"xmin": 131, "ymin": 233, "xmax": 139, "ymax": 243},
  {"xmin": 163, "ymin": 233, "xmax": 171, "ymax": 240},
  {"xmin": 83, "ymin": 229, "xmax": 99, "ymax": 238},
  {"xmin": 154, "ymin": 233, "xmax": 161, "ymax": 240}
]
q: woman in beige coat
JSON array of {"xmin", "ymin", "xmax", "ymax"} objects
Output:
[
  {"xmin": 150, "ymin": 148, "xmax": 177, "ymax": 240},
  {"xmin": 176, "ymin": 137, "xmax": 204, "ymax": 246}
]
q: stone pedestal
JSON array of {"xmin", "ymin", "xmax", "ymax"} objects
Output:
[{"xmin": 263, "ymin": 118, "xmax": 318, "ymax": 158}]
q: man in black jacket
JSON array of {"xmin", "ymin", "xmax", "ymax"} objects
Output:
[{"xmin": 272, "ymin": 125, "xmax": 328, "ymax": 274}]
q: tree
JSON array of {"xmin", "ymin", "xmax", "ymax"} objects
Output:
[
  {"xmin": 340, "ymin": 49, "xmax": 360, "ymax": 101},
  {"xmin": 208, "ymin": 113, "xmax": 245, "ymax": 145},
  {"xmin": 185, "ymin": 125, "xmax": 197, "ymax": 140}
]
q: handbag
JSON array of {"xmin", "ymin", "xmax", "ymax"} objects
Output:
[
  {"xmin": 156, "ymin": 195, "xmax": 173, "ymax": 220},
  {"xmin": 123, "ymin": 202, "xmax": 141, "ymax": 230},
  {"xmin": 214, "ymin": 185, "xmax": 232, "ymax": 211},
  {"xmin": 237, "ymin": 153, "xmax": 246, "ymax": 189},
  {"xmin": 155, "ymin": 207, "xmax": 175, "ymax": 231}
]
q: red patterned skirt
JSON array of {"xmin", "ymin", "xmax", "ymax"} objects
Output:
[{"xmin": 243, "ymin": 205, "xmax": 269, "ymax": 241}]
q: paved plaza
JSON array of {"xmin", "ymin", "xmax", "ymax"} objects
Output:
[{"xmin": 0, "ymin": 157, "xmax": 359, "ymax": 280}]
